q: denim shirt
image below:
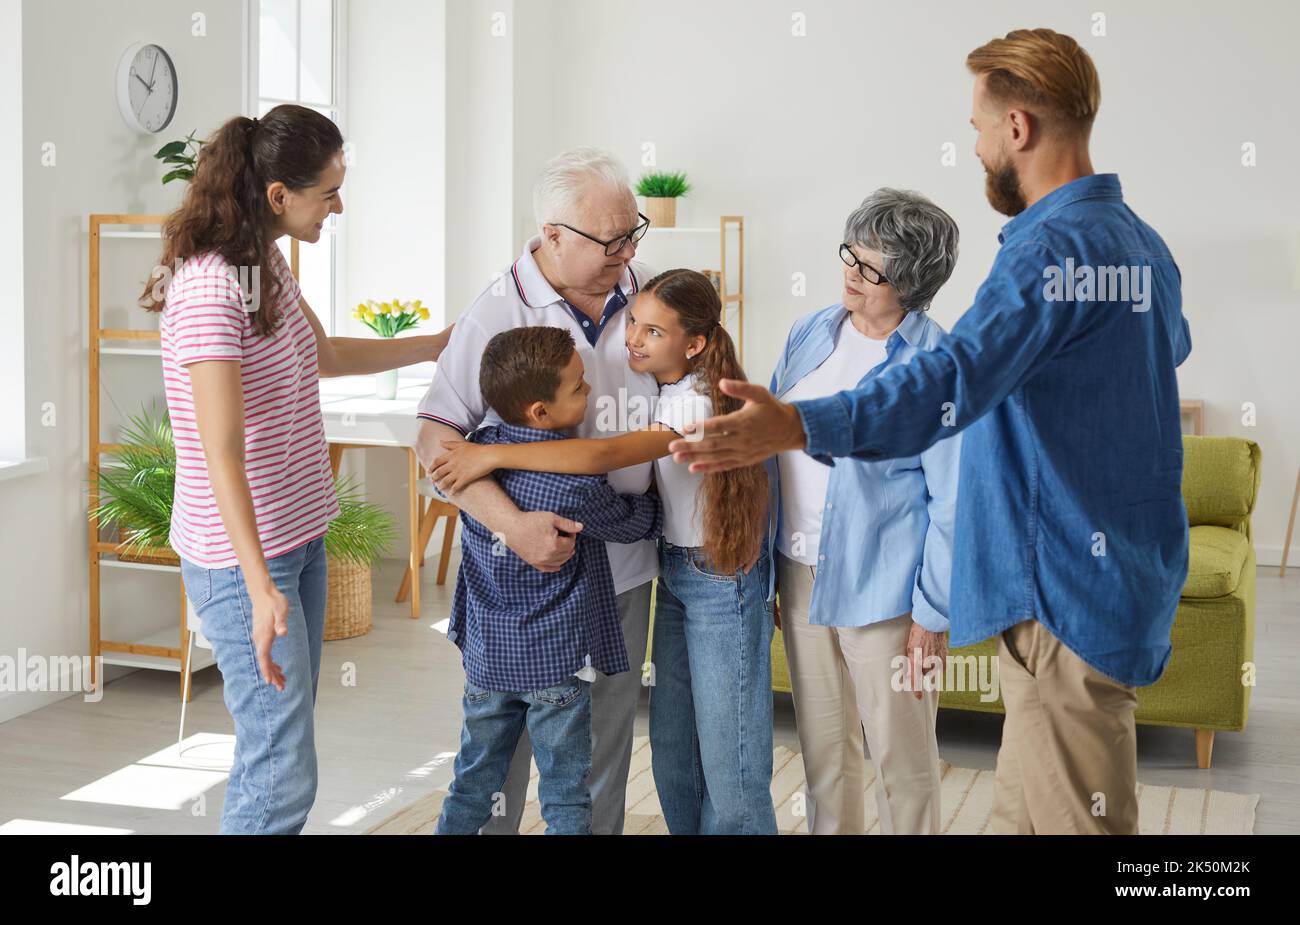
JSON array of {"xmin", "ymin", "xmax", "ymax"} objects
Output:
[
  {"xmin": 793, "ymin": 174, "xmax": 1191, "ymax": 687},
  {"xmin": 766, "ymin": 307, "xmax": 960, "ymax": 632}
]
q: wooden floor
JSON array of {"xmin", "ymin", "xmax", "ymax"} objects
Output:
[{"xmin": 2, "ymin": 557, "xmax": 1297, "ymax": 834}]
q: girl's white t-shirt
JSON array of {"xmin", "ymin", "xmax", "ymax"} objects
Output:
[
  {"xmin": 160, "ymin": 246, "xmax": 340, "ymax": 568},
  {"xmin": 777, "ymin": 318, "xmax": 888, "ymax": 565},
  {"xmin": 652, "ymin": 374, "xmax": 713, "ymax": 548}
]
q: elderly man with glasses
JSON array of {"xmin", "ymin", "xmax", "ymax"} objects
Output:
[{"xmin": 415, "ymin": 147, "xmax": 656, "ymax": 835}]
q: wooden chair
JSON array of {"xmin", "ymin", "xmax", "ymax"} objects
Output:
[{"xmin": 396, "ymin": 482, "xmax": 459, "ymax": 603}]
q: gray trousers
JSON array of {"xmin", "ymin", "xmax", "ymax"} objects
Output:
[{"xmin": 480, "ymin": 581, "xmax": 653, "ymax": 835}]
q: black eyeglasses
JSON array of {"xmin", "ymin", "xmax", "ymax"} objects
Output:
[
  {"xmin": 551, "ymin": 212, "xmax": 651, "ymax": 257},
  {"xmin": 839, "ymin": 244, "xmax": 889, "ymax": 285}
]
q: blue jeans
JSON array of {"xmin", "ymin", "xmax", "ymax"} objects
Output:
[
  {"xmin": 178, "ymin": 535, "xmax": 327, "ymax": 835},
  {"xmin": 649, "ymin": 541, "xmax": 778, "ymax": 835},
  {"xmin": 437, "ymin": 678, "xmax": 593, "ymax": 835}
]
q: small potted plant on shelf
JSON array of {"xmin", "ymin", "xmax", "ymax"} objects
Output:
[
  {"xmin": 89, "ymin": 407, "xmax": 178, "ymax": 565},
  {"xmin": 152, "ymin": 131, "xmax": 206, "ymax": 185},
  {"xmin": 636, "ymin": 171, "xmax": 691, "ymax": 229},
  {"xmin": 90, "ymin": 406, "xmax": 398, "ymax": 640},
  {"xmin": 352, "ymin": 298, "xmax": 431, "ymax": 399}
]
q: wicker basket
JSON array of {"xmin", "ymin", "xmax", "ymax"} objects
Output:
[
  {"xmin": 644, "ymin": 196, "xmax": 677, "ymax": 228},
  {"xmin": 324, "ymin": 554, "xmax": 373, "ymax": 640},
  {"xmin": 116, "ymin": 548, "xmax": 179, "ymax": 566}
]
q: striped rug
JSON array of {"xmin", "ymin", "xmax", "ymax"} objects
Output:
[{"xmin": 368, "ymin": 736, "xmax": 1258, "ymax": 835}]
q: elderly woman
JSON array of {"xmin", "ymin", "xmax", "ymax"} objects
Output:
[{"xmin": 769, "ymin": 188, "xmax": 960, "ymax": 834}]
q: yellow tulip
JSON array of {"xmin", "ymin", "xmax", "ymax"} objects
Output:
[{"xmin": 417, "ymin": 307, "xmax": 430, "ymax": 320}]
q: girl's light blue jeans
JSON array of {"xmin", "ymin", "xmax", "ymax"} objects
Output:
[
  {"xmin": 649, "ymin": 540, "xmax": 778, "ymax": 835},
  {"xmin": 179, "ymin": 534, "xmax": 328, "ymax": 835}
]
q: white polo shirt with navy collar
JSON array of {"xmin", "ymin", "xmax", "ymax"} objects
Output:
[{"xmin": 418, "ymin": 236, "xmax": 660, "ymax": 595}]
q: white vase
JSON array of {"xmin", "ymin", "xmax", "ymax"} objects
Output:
[{"xmin": 375, "ymin": 368, "xmax": 398, "ymax": 400}]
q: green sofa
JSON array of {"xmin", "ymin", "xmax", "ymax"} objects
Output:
[{"xmin": 770, "ymin": 435, "xmax": 1260, "ymax": 769}]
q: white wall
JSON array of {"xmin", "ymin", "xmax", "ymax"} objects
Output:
[
  {"xmin": 510, "ymin": 0, "xmax": 1300, "ymax": 564},
  {"xmin": 0, "ymin": 0, "xmax": 247, "ymax": 722},
  {"xmin": 444, "ymin": 0, "xmax": 517, "ymax": 317}
]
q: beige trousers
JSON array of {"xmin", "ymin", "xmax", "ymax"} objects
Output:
[
  {"xmin": 991, "ymin": 619, "xmax": 1140, "ymax": 835},
  {"xmin": 777, "ymin": 553, "xmax": 941, "ymax": 835}
]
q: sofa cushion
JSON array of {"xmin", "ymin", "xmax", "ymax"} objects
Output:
[
  {"xmin": 1183, "ymin": 525, "xmax": 1249, "ymax": 599},
  {"xmin": 1182, "ymin": 436, "xmax": 1261, "ymax": 529}
]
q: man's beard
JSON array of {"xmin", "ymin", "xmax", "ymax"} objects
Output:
[{"xmin": 984, "ymin": 157, "xmax": 1028, "ymax": 217}]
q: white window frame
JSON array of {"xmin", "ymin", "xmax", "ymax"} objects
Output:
[
  {"xmin": 0, "ymin": 0, "xmax": 45, "ymax": 481},
  {"xmin": 245, "ymin": 0, "xmax": 348, "ymax": 336}
]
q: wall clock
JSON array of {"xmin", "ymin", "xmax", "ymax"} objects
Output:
[{"xmin": 116, "ymin": 43, "xmax": 178, "ymax": 134}]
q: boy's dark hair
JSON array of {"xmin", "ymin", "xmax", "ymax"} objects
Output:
[{"xmin": 479, "ymin": 326, "xmax": 577, "ymax": 426}]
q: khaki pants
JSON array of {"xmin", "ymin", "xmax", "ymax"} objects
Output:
[
  {"xmin": 778, "ymin": 553, "xmax": 941, "ymax": 835},
  {"xmin": 992, "ymin": 619, "xmax": 1140, "ymax": 835}
]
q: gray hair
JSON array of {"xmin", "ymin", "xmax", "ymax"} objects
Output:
[
  {"xmin": 843, "ymin": 188, "xmax": 959, "ymax": 312},
  {"xmin": 533, "ymin": 147, "xmax": 633, "ymax": 228}
]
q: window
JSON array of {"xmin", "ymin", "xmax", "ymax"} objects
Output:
[
  {"xmin": 0, "ymin": 0, "xmax": 38, "ymax": 475},
  {"xmin": 251, "ymin": 0, "xmax": 346, "ymax": 334}
]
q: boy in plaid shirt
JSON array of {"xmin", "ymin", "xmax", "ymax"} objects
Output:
[{"xmin": 435, "ymin": 326, "xmax": 662, "ymax": 835}]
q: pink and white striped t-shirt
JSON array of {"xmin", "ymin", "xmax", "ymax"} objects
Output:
[{"xmin": 160, "ymin": 245, "xmax": 339, "ymax": 568}]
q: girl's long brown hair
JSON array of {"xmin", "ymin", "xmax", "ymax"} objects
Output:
[
  {"xmin": 140, "ymin": 104, "xmax": 343, "ymax": 336},
  {"xmin": 643, "ymin": 269, "xmax": 768, "ymax": 575}
]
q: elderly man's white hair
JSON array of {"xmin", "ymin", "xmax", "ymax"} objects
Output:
[{"xmin": 533, "ymin": 147, "xmax": 633, "ymax": 228}]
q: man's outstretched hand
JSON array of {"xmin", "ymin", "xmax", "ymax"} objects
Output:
[{"xmin": 667, "ymin": 379, "xmax": 808, "ymax": 473}]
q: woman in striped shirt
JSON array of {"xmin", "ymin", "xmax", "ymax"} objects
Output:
[{"xmin": 140, "ymin": 104, "xmax": 452, "ymax": 834}]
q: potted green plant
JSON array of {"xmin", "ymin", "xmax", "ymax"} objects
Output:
[
  {"xmin": 322, "ymin": 476, "xmax": 398, "ymax": 639},
  {"xmin": 89, "ymin": 406, "xmax": 177, "ymax": 563},
  {"xmin": 636, "ymin": 171, "xmax": 691, "ymax": 229},
  {"xmin": 352, "ymin": 298, "xmax": 432, "ymax": 399},
  {"xmin": 90, "ymin": 406, "xmax": 398, "ymax": 639},
  {"xmin": 152, "ymin": 132, "xmax": 206, "ymax": 185}
]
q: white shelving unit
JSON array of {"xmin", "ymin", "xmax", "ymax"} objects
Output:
[{"xmin": 637, "ymin": 216, "xmax": 746, "ymax": 362}]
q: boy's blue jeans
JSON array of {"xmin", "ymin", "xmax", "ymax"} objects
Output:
[
  {"xmin": 437, "ymin": 678, "xmax": 593, "ymax": 835},
  {"xmin": 650, "ymin": 541, "xmax": 778, "ymax": 835},
  {"xmin": 178, "ymin": 535, "xmax": 327, "ymax": 835}
]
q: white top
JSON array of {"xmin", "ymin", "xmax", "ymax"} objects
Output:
[
  {"xmin": 777, "ymin": 318, "xmax": 889, "ymax": 565},
  {"xmin": 652, "ymin": 374, "xmax": 713, "ymax": 547},
  {"xmin": 417, "ymin": 237, "xmax": 660, "ymax": 595}
]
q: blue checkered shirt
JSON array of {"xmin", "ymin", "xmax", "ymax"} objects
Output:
[{"xmin": 448, "ymin": 422, "xmax": 663, "ymax": 692}]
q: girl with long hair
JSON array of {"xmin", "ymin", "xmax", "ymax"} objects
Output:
[
  {"xmin": 431, "ymin": 269, "xmax": 777, "ymax": 834},
  {"xmin": 143, "ymin": 104, "xmax": 452, "ymax": 834}
]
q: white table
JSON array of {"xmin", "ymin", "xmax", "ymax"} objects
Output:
[{"xmin": 319, "ymin": 375, "xmax": 458, "ymax": 619}]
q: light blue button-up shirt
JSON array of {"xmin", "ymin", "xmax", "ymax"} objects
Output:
[{"xmin": 766, "ymin": 306, "xmax": 960, "ymax": 632}]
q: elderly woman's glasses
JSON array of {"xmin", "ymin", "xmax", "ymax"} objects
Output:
[
  {"xmin": 839, "ymin": 244, "xmax": 889, "ymax": 285},
  {"xmin": 552, "ymin": 213, "xmax": 652, "ymax": 257}
]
